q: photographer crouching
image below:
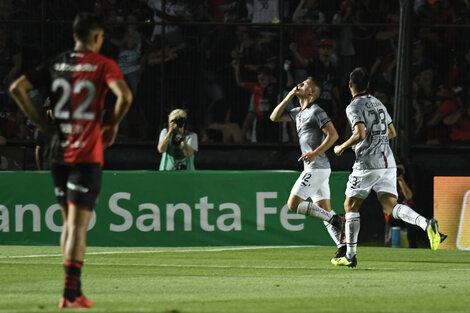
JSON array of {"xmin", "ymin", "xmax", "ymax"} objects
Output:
[{"xmin": 158, "ymin": 109, "xmax": 198, "ymax": 170}]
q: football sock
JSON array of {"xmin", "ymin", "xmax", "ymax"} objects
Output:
[
  {"xmin": 345, "ymin": 212, "xmax": 360, "ymax": 259},
  {"xmin": 297, "ymin": 201, "xmax": 334, "ymax": 222},
  {"xmin": 323, "ymin": 210, "xmax": 343, "ymax": 247},
  {"xmin": 392, "ymin": 204, "xmax": 428, "ymax": 231},
  {"xmin": 63, "ymin": 260, "xmax": 83, "ymax": 302}
]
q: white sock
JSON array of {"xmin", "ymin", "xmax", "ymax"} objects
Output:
[
  {"xmin": 297, "ymin": 201, "xmax": 334, "ymax": 222},
  {"xmin": 323, "ymin": 210, "xmax": 344, "ymax": 247},
  {"xmin": 392, "ymin": 204, "xmax": 428, "ymax": 231},
  {"xmin": 345, "ymin": 212, "xmax": 360, "ymax": 259}
]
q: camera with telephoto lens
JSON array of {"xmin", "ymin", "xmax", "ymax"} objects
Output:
[
  {"xmin": 172, "ymin": 133, "xmax": 183, "ymax": 146},
  {"xmin": 174, "ymin": 118, "xmax": 186, "ymax": 128}
]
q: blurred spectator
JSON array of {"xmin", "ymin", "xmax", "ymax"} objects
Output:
[
  {"xmin": 147, "ymin": 0, "xmax": 189, "ymax": 45},
  {"xmin": 373, "ymin": 87, "xmax": 394, "ymax": 116},
  {"xmin": 424, "ymin": 86, "xmax": 455, "ymax": 144},
  {"xmin": 203, "ymin": 0, "xmax": 242, "ymax": 22},
  {"xmin": 248, "ymin": 0, "xmax": 280, "ymax": 23},
  {"xmin": 109, "ymin": 12, "xmax": 147, "ymax": 138},
  {"xmin": 203, "ymin": 98, "xmax": 243, "ymax": 143},
  {"xmin": 412, "ymin": 65, "xmax": 438, "ymax": 143},
  {"xmin": 35, "ymin": 100, "xmax": 53, "ymax": 170},
  {"xmin": 232, "ymin": 60, "xmax": 286, "ymax": 142},
  {"xmin": 385, "ymin": 161, "xmax": 419, "ymax": 248},
  {"xmin": 411, "ymin": 39, "xmax": 437, "ymax": 79},
  {"xmin": 0, "ymin": 26, "xmax": 22, "ymax": 100},
  {"xmin": 158, "ymin": 109, "xmax": 198, "ymax": 170},
  {"xmin": 290, "ymin": 38, "xmax": 341, "ymax": 119},
  {"xmin": 332, "ymin": 0, "xmax": 356, "ymax": 87},
  {"xmin": 370, "ymin": 5, "xmax": 399, "ymax": 91},
  {"xmin": 290, "ymin": 0, "xmax": 327, "ymax": 84},
  {"xmin": 430, "ymin": 86, "xmax": 470, "ymax": 144},
  {"xmin": 231, "ymin": 27, "xmax": 274, "ymax": 82}
]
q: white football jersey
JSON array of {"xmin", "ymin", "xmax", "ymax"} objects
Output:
[
  {"xmin": 346, "ymin": 94, "xmax": 396, "ymax": 170},
  {"xmin": 289, "ymin": 103, "xmax": 331, "ymax": 170}
]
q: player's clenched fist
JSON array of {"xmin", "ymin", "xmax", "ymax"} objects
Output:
[{"xmin": 334, "ymin": 145, "xmax": 344, "ymax": 156}]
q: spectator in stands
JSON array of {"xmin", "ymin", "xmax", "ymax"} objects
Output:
[
  {"xmin": 290, "ymin": 0, "xmax": 327, "ymax": 83},
  {"xmin": 231, "ymin": 27, "xmax": 273, "ymax": 83},
  {"xmin": 158, "ymin": 109, "xmax": 198, "ymax": 170},
  {"xmin": 426, "ymin": 86, "xmax": 455, "ymax": 144},
  {"xmin": 373, "ymin": 86, "xmax": 394, "ymax": 116},
  {"xmin": 35, "ymin": 99, "xmax": 53, "ymax": 170},
  {"xmin": 290, "ymin": 37, "xmax": 341, "ymax": 120},
  {"xmin": 370, "ymin": 5, "xmax": 399, "ymax": 91},
  {"xmin": 412, "ymin": 65, "xmax": 439, "ymax": 143},
  {"xmin": 232, "ymin": 59, "xmax": 290, "ymax": 142},
  {"xmin": 385, "ymin": 160, "xmax": 420, "ymax": 248},
  {"xmin": 248, "ymin": 0, "xmax": 280, "ymax": 23},
  {"xmin": 332, "ymin": 0, "xmax": 356, "ymax": 87},
  {"xmin": 0, "ymin": 26, "xmax": 22, "ymax": 103},
  {"xmin": 147, "ymin": 0, "xmax": 188, "ymax": 45},
  {"xmin": 432, "ymin": 86, "xmax": 470, "ymax": 144},
  {"xmin": 411, "ymin": 39, "xmax": 438, "ymax": 79},
  {"xmin": 109, "ymin": 12, "xmax": 146, "ymax": 138}
]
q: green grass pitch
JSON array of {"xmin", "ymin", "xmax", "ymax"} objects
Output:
[{"xmin": 1, "ymin": 245, "xmax": 469, "ymax": 313}]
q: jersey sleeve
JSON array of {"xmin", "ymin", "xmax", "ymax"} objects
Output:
[
  {"xmin": 187, "ymin": 132, "xmax": 198, "ymax": 151},
  {"xmin": 313, "ymin": 106, "xmax": 331, "ymax": 129},
  {"xmin": 25, "ymin": 61, "xmax": 51, "ymax": 88},
  {"xmin": 346, "ymin": 102, "xmax": 365, "ymax": 128},
  {"xmin": 104, "ymin": 58, "xmax": 124, "ymax": 86},
  {"xmin": 288, "ymin": 107, "xmax": 299, "ymax": 122}
]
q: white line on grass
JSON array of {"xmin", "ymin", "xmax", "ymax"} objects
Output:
[{"xmin": 0, "ymin": 245, "xmax": 316, "ymax": 259}]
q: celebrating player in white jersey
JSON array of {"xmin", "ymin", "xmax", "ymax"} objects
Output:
[
  {"xmin": 332, "ymin": 67, "xmax": 447, "ymax": 268},
  {"xmin": 271, "ymin": 77, "xmax": 346, "ymax": 259}
]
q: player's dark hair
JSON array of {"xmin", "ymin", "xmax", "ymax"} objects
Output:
[
  {"xmin": 349, "ymin": 67, "xmax": 369, "ymax": 92},
  {"xmin": 73, "ymin": 13, "xmax": 104, "ymax": 41},
  {"xmin": 307, "ymin": 76, "xmax": 323, "ymax": 93}
]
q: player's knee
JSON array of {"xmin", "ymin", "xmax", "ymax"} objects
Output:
[{"xmin": 287, "ymin": 199, "xmax": 298, "ymax": 212}]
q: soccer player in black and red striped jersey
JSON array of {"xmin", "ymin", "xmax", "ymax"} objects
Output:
[{"xmin": 9, "ymin": 13, "xmax": 132, "ymax": 308}]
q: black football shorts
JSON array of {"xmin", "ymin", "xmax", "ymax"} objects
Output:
[{"xmin": 51, "ymin": 162, "xmax": 102, "ymax": 211}]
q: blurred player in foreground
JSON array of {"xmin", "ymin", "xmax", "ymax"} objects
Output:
[
  {"xmin": 271, "ymin": 77, "xmax": 346, "ymax": 259},
  {"xmin": 332, "ymin": 67, "xmax": 446, "ymax": 268},
  {"xmin": 9, "ymin": 13, "xmax": 132, "ymax": 308}
]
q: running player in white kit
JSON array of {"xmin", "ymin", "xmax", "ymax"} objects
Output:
[
  {"xmin": 333, "ymin": 67, "xmax": 447, "ymax": 268},
  {"xmin": 271, "ymin": 77, "xmax": 346, "ymax": 259}
]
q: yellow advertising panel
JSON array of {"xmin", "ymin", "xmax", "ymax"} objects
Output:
[{"xmin": 434, "ymin": 177, "xmax": 470, "ymax": 250}]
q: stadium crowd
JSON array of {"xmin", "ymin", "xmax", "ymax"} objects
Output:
[{"xmin": 1, "ymin": 0, "xmax": 470, "ymax": 147}]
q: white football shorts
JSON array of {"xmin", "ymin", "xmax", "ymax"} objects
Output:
[
  {"xmin": 345, "ymin": 168, "xmax": 398, "ymax": 199},
  {"xmin": 291, "ymin": 168, "xmax": 331, "ymax": 202}
]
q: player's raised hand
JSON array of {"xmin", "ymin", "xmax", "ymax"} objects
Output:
[{"xmin": 101, "ymin": 123, "xmax": 119, "ymax": 149}]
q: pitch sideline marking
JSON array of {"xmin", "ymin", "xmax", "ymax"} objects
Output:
[{"xmin": 0, "ymin": 245, "xmax": 316, "ymax": 259}]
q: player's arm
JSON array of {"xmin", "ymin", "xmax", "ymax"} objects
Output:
[
  {"xmin": 270, "ymin": 86, "xmax": 296, "ymax": 122},
  {"xmin": 334, "ymin": 123, "xmax": 366, "ymax": 156},
  {"xmin": 299, "ymin": 121, "xmax": 339, "ymax": 163},
  {"xmin": 9, "ymin": 75, "xmax": 53, "ymax": 133},
  {"xmin": 388, "ymin": 123, "xmax": 397, "ymax": 140},
  {"xmin": 101, "ymin": 79, "xmax": 133, "ymax": 148}
]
